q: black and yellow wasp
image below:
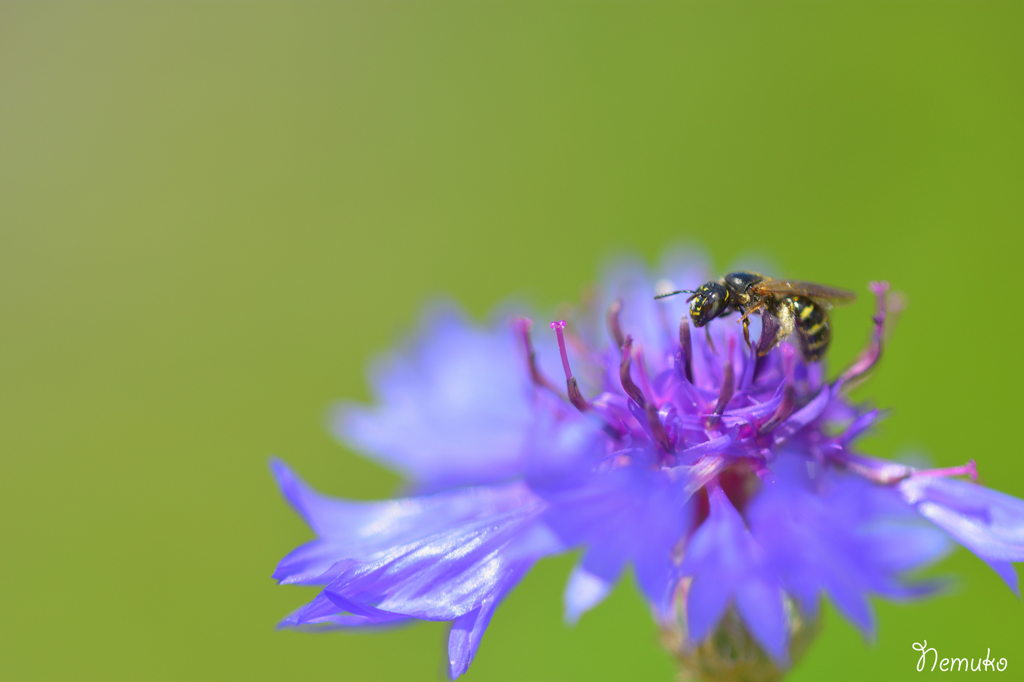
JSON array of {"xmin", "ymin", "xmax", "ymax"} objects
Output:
[{"xmin": 656, "ymin": 271, "xmax": 856, "ymax": 362}]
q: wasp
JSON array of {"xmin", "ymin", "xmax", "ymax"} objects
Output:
[{"xmin": 656, "ymin": 271, "xmax": 856, "ymax": 362}]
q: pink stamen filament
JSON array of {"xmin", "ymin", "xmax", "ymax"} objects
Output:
[
  {"xmin": 758, "ymin": 345, "xmax": 797, "ymax": 436},
  {"xmin": 827, "ymin": 451, "xmax": 913, "ymax": 485},
  {"xmin": 707, "ymin": 337, "xmax": 735, "ymax": 429},
  {"xmin": 838, "ymin": 281, "xmax": 889, "ymax": 386},
  {"xmin": 550, "ymin": 321, "xmax": 573, "ymax": 382},
  {"xmin": 913, "ymin": 459, "xmax": 978, "ymax": 482},
  {"xmin": 550, "ymin": 320, "xmax": 590, "ymax": 413},
  {"xmin": 619, "ymin": 335, "xmax": 647, "ymax": 407},
  {"xmin": 606, "ymin": 300, "xmax": 626, "ymax": 350},
  {"xmin": 516, "ymin": 317, "xmax": 559, "ymax": 393},
  {"xmin": 678, "ymin": 317, "xmax": 693, "ymax": 383},
  {"xmin": 633, "ymin": 343, "xmax": 658, "ymax": 407}
]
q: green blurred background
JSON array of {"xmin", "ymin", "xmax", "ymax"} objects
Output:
[{"xmin": 2, "ymin": 2, "xmax": 1022, "ymax": 680}]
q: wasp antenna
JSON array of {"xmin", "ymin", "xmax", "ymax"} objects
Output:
[{"xmin": 654, "ymin": 289, "xmax": 696, "ymax": 300}]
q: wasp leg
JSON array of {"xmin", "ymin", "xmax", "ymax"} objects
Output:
[
  {"xmin": 738, "ymin": 299, "xmax": 767, "ymax": 323},
  {"xmin": 736, "ymin": 301, "xmax": 766, "ymax": 350}
]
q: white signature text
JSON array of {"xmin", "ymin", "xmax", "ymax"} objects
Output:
[{"xmin": 913, "ymin": 641, "xmax": 1008, "ymax": 672}]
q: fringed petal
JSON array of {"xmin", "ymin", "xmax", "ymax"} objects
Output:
[{"xmin": 331, "ymin": 305, "xmax": 537, "ymax": 489}]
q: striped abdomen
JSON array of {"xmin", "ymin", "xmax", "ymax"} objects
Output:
[{"xmin": 791, "ymin": 296, "xmax": 831, "ymax": 362}]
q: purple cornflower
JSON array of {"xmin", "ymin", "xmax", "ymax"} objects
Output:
[{"xmin": 271, "ymin": 254, "xmax": 1024, "ymax": 679}]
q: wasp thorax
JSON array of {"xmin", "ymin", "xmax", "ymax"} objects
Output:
[{"xmin": 689, "ymin": 282, "xmax": 730, "ymax": 327}]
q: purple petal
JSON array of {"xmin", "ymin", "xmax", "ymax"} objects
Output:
[
  {"xmin": 595, "ymin": 260, "xmax": 679, "ymax": 360},
  {"xmin": 539, "ymin": 462, "xmax": 693, "ymax": 610},
  {"xmin": 771, "ymin": 385, "xmax": 832, "ymax": 444},
  {"xmin": 273, "ymin": 457, "xmax": 562, "ymax": 665},
  {"xmin": 682, "ymin": 487, "xmax": 786, "ymax": 651},
  {"xmin": 861, "ymin": 520, "xmax": 952, "ymax": 574},
  {"xmin": 749, "ymin": 460, "xmax": 949, "ymax": 638},
  {"xmin": 280, "ymin": 593, "xmax": 411, "ymax": 630},
  {"xmin": 686, "ymin": 573, "xmax": 731, "ymax": 643},
  {"xmin": 899, "ymin": 476, "xmax": 1024, "ymax": 562},
  {"xmin": 735, "ymin": 578, "xmax": 788, "ymax": 663},
  {"xmin": 271, "ymin": 459, "xmax": 549, "ymax": 585},
  {"xmin": 981, "ymin": 558, "xmax": 1021, "ymax": 597},
  {"xmin": 322, "ymin": 508, "xmax": 558, "ymax": 620},
  {"xmin": 822, "ymin": 574, "xmax": 875, "ymax": 635},
  {"xmin": 448, "ymin": 568, "xmax": 519, "ymax": 680},
  {"xmin": 675, "ymin": 429, "xmax": 737, "ymax": 465},
  {"xmin": 563, "ymin": 564, "xmax": 613, "ymax": 625},
  {"xmin": 331, "ymin": 305, "xmax": 536, "ymax": 488}
]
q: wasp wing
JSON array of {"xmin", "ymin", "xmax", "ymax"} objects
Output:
[{"xmin": 753, "ymin": 278, "xmax": 857, "ymax": 307}]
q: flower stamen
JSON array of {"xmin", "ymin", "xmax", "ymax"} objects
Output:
[
  {"xmin": 707, "ymin": 337, "xmax": 736, "ymax": 429},
  {"xmin": 515, "ymin": 317, "xmax": 561, "ymax": 394},
  {"xmin": 826, "ymin": 450, "xmax": 913, "ymax": 484},
  {"xmin": 606, "ymin": 300, "xmax": 626, "ymax": 350},
  {"xmin": 679, "ymin": 317, "xmax": 694, "ymax": 384},
  {"xmin": 550, "ymin": 320, "xmax": 591, "ymax": 413},
  {"xmin": 838, "ymin": 281, "xmax": 889, "ymax": 386},
  {"xmin": 633, "ymin": 342, "xmax": 658, "ymax": 406},
  {"xmin": 646, "ymin": 401, "xmax": 675, "ymax": 456},
  {"xmin": 913, "ymin": 459, "xmax": 978, "ymax": 482},
  {"xmin": 758, "ymin": 346, "xmax": 796, "ymax": 436},
  {"xmin": 620, "ymin": 335, "xmax": 648, "ymax": 407}
]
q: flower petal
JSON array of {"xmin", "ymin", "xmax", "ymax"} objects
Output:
[
  {"xmin": 981, "ymin": 558, "xmax": 1021, "ymax": 597},
  {"xmin": 332, "ymin": 305, "xmax": 536, "ymax": 489},
  {"xmin": 271, "ymin": 458, "xmax": 547, "ymax": 585},
  {"xmin": 682, "ymin": 487, "xmax": 789, "ymax": 660},
  {"xmin": 273, "ymin": 456, "xmax": 562, "ymax": 680},
  {"xmin": 735, "ymin": 578, "xmax": 788, "ymax": 663},
  {"xmin": 899, "ymin": 476, "xmax": 1024, "ymax": 563},
  {"xmin": 447, "ymin": 566, "xmax": 523, "ymax": 681},
  {"xmin": 538, "ymin": 459, "xmax": 693, "ymax": 612},
  {"xmin": 685, "ymin": 573, "xmax": 731, "ymax": 643},
  {"xmin": 320, "ymin": 509, "xmax": 555, "ymax": 620},
  {"xmin": 749, "ymin": 458, "xmax": 950, "ymax": 639},
  {"xmin": 563, "ymin": 564, "xmax": 614, "ymax": 625}
]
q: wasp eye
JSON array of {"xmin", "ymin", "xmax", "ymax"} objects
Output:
[{"xmin": 689, "ymin": 283, "xmax": 728, "ymax": 327}]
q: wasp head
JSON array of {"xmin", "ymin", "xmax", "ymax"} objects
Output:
[{"xmin": 689, "ymin": 282, "xmax": 730, "ymax": 327}]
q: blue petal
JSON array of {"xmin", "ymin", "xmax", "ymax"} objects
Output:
[
  {"xmin": 271, "ymin": 458, "xmax": 548, "ymax": 585},
  {"xmin": 771, "ymin": 385, "xmax": 833, "ymax": 444},
  {"xmin": 686, "ymin": 573, "xmax": 731, "ymax": 643},
  {"xmin": 593, "ymin": 259, "xmax": 681, "ymax": 360},
  {"xmin": 282, "ymin": 592, "xmax": 410, "ymax": 629},
  {"xmin": 823, "ymin": 573, "xmax": 874, "ymax": 635},
  {"xmin": 537, "ymin": 456, "xmax": 693, "ymax": 612},
  {"xmin": 331, "ymin": 305, "xmax": 537, "ymax": 489},
  {"xmin": 682, "ymin": 487, "xmax": 789, "ymax": 659},
  {"xmin": 981, "ymin": 558, "xmax": 1021, "ymax": 597},
  {"xmin": 320, "ymin": 509, "xmax": 557, "ymax": 620},
  {"xmin": 273, "ymin": 457, "xmax": 562, "ymax": 679},
  {"xmin": 448, "ymin": 567, "xmax": 521, "ymax": 680},
  {"xmin": 900, "ymin": 477, "xmax": 1024, "ymax": 565},
  {"xmin": 749, "ymin": 461, "xmax": 949, "ymax": 639},
  {"xmin": 861, "ymin": 520, "xmax": 952, "ymax": 574},
  {"xmin": 735, "ymin": 578, "xmax": 788, "ymax": 663},
  {"xmin": 563, "ymin": 564, "xmax": 613, "ymax": 625}
]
